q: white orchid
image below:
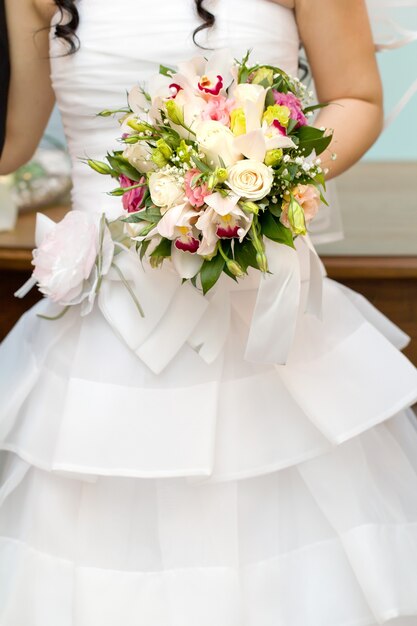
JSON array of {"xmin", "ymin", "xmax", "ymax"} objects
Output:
[
  {"xmin": 155, "ymin": 202, "xmax": 204, "ymax": 278},
  {"xmin": 196, "ymin": 192, "xmax": 253, "ymax": 256},
  {"xmin": 173, "ymin": 49, "xmax": 235, "ymax": 97}
]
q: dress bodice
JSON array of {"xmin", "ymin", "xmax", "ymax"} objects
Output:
[{"xmin": 49, "ymin": 0, "xmax": 300, "ymax": 217}]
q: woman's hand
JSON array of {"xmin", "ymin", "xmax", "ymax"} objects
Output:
[
  {"xmin": 295, "ymin": 0, "xmax": 384, "ymax": 179},
  {"xmin": 0, "ymin": 0, "xmax": 55, "ymax": 175}
]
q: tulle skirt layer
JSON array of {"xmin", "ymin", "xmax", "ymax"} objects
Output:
[{"xmin": 1, "ymin": 275, "xmax": 417, "ymax": 625}]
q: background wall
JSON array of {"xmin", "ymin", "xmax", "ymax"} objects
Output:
[{"xmin": 366, "ymin": 45, "xmax": 417, "ymax": 161}]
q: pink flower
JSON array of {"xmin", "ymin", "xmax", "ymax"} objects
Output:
[
  {"xmin": 273, "ymin": 91, "xmax": 307, "ymax": 127},
  {"xmin": 32, "ymin": 211, "xmax": 114, "ymax": 312},
  {"xmin": 202, "ymin": 95, "xmax": 235, "ymax": 126},
  {"xmin": 184, "ymin": 169, "xmax": 210, "ymax": 209},
  {"xmin": 280, "ymin": 184, "xmax": 321, "ymax": 229},
  {"xmin": 272, "ymin": 119, "xmax": 287, "ymax": 135},
  {"xmin": 119, "ymin": 175, "xmax": 146, "ymax": 213}
]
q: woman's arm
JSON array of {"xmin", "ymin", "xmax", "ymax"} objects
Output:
[
  {"xmin": 0, "ymin": 0, "xmax": 55, "ymax": 175},
  {"xmin": 295, "ymin": 0, "xmax": 384, "ymax": 180}
]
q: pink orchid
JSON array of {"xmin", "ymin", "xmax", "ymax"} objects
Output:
[
  {"xmin": 119, "ymin": 175, "xmax": 146, "ymax": 213},
  {"xmin": 184, "ymin": 169, "xmax": 210, "ymax": 208},
  {"xmin": 273, "ymin": 91, "xmax": 307, "ymax": 127}
]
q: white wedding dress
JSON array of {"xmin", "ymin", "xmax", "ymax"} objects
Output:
[{"xmin": 2, "ymin": 0, "xmax": 417, "ymax": 624}]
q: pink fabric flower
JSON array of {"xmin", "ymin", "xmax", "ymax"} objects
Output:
[
  {"xmin": 184, "ymin": 169, "xmax": 210, "ymax": 208},
  {"xmin": 273, "ymin": 91, "xmax": 307, "ymax": 127},
  {"xmin": 32, "ymin": 211, "xmax": 114, "ymax": 312},
  {"xmin": 202, "ymin": 95, "xmax": 235, "ymax": 126},
  {"xmin": 120, "ymin": 174, "xmax": 146, "ymax": 213},
  {"xmin": 280, "ymin": 184, "xmax": 321, "ymax": 229}
]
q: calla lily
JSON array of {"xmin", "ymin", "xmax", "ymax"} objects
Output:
[
  {"xmin": 232, "ymin": 83, "xmax": 267, "ymax": 121},
  {"xmin": 233, "ymin": 100, "xmax": 296, "ymax": 163}
]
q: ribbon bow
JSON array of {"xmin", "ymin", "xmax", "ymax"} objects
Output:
[{"xmin": 16, "ymin": 212, "xmax": 324, "ymax": 374}]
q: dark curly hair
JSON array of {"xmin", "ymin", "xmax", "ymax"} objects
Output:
[{"xmin": 53, "ymin": 0, "xmax": 215, "ymax": 52}]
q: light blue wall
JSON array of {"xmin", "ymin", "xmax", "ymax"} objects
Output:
[{"xmin": 365, "ymin": 44, "xmax": 417, "ymax": 161}]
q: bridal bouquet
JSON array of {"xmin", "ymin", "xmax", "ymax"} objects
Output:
[
  {"xmin": 17, "ymin": 50, "xmax": 333, "ymax": 317},
  {"xmin": 86, "ymin": 50, "xmax": 332, "ymax": 294}
]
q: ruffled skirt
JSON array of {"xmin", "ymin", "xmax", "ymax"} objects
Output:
[{"xmin": 1, "ymin": 273, "xmax": 417, "ymax": 625}]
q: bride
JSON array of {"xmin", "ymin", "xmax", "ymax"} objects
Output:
[{"xmin": 1, "ymin": 0, "xmax": 417, "ymax": 624}]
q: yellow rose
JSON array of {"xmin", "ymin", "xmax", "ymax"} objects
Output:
[{"xmin": 262, "ymin": 105, "xmax": 290, "ymax": 128}]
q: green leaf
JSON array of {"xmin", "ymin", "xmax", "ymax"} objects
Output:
[
  {"xmin": 139, "ymin": 239, "xmax": 151, "ymax": 262},
  {"xmin": 296, "ymin": 126, "xmax": 333, "ymax": 157},
  {"xmin": 268, "ymin": 202, "xmax": 282, "ymax": 218},
  {"xmin": 234, "ymin": 239, "xmax": 258, "ymax": 272},
  {"xmin": 122, "ymin": 213, "xmax": 148, "ymax": 223},
  {"xmin": 159, "ymin": 126, "xmax": 182, "ymax": 148},
  {"xmin": 191, "ymin": 155, "xmax": 212, "ymax": 174},
  {"xmin": 223, "ymin": 264, "xmax": 238, "ymax": 281},
  {"xmin": 150, "ymin": 237, "xmax": 172, "ymax": 258},
  {"xmin": 261, "ymin": 212, "xmax": 295, "ymax": 248},
  {"xmin": 218, "ymin": 155, "xmax": 226, "ymax": 169},
  {"xmin": 297, "ymin": 126, "xmax": 324, "ymax": 142},
  {"xmin": 264, "ymin": 88, "xmax": 275, "ymax": 108},
  {"xmin": 159, "ymin": 64, "xmax": 175, "ymax": 77},
  {"xmin": 106, "ymin": 153, "xmax": 143, "ymax": 181},
  {"xmin": 200, "ymin": 253, "xmax": 225, "ymax": 295},
  {"xmin": 314, "ymin": 171, "xmax": 326, "ymax": 189},
  {"xmin": 313, "ymin": 133, "xmax": 333, "ymax": 156},
  {"xmin": 286, "ymin": 118, "xmax": 298, "ymax": 134},
  {"xmin": 303, "ymin": 103, "xmax": 329, "ymax": 114}
]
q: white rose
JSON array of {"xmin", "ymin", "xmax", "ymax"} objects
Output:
[
  {"xmin": 148, "ymin": 172, "xmax": 184, "ymax": 208},
  {"xmin": 227, "ymin": 159, "xmax": 274, "ymax": 200},
  {"xmin": 123, "ymin": 143, "xmax": 156, "ymax": 174},
  {"xmin": 233, "ymin": 83, "xmax": 267, "ymax": 120},
  {"xmin": 195, "ymin": 120, "xmax": 242, "ymax": 168}
]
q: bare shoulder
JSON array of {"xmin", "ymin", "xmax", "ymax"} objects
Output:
[
  {"xmin": 32, "ymin": 0, "xmax": 57, "ymax": 26},
  {"xmin": 268, "ymin": 0, "xmax": 295, "ymax": 9}
]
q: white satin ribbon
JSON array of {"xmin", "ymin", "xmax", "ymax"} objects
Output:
[
  {"xmin": 98, "ymin": 249, "xmax": 208, "ymax": 375},
  {"xmin": 16, "ymin": 212, "xmax": 324, "ymax": 374},
  {"xmin": 244, "ymin": 238, "xmax": 302, "ymax": 365},
  {"xmin": 243, "ymin": 236, "xmax": 323, "ymax": 365}
]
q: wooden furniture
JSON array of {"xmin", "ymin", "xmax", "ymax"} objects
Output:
[{"xmin": 1, "ymin": 204, "xmax": 417, "ymax": 366}]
